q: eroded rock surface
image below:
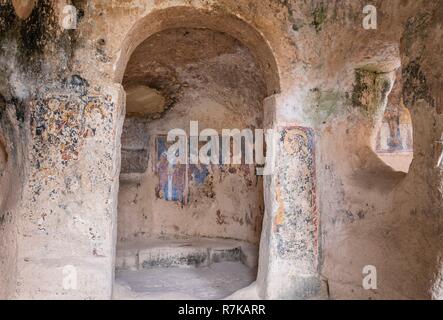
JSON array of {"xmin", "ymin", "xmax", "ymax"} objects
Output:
[{"xmin": 0, "ymin": 0, "xmax": 442, "ymax": 300}]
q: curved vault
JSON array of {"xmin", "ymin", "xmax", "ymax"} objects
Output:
[
  {"xmin": 113, "ymin": 6, "xmax": 281, "ymax": 96},
  {"xmin": 113, "ymin": 7, "xmax": 281, "ymax": 300}
]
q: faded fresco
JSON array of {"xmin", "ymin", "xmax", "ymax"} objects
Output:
[
  {"xmin": 155, "ymin": 135, "xmax": 188, "ymax": 204},
  {"xmin": 275, "ymin": 126, "xmax": 318, "ymax": 269},
  {"xmin": 376, "ymin": 107, "xmax": 413, "ymax": 153}
]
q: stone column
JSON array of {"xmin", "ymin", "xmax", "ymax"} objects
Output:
[
  {"xmin": 257, "ymin": 94, "xmax": 326, "ymax": 299},
  {"xmin": 13, "ymin": 80, "xmax": 125, "ymax": 299}
]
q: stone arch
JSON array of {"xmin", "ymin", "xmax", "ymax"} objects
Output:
[
  {"xmin": 111, "ymin": 6, "xmax": 282, "ymax": 299},
  {"xmin": 113, "ymin": 6, "xmax": 281, "ymax": 96}
]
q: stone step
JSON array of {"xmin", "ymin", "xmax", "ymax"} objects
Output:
[{"xmin": 116, "ymin": 238, "xmax": 258, "ymax": 271}]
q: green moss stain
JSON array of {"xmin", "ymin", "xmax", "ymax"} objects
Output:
[
  {"xmin": 352, "ymin": 69, "xmax": 370, "ymax": 109},
  {"xmin": 311, "ymin": 4, "xmax": 327, "ymax": 32},
  {"xmin": 306, "ymin": 69, "xmax": 394, "ymax": 126},
  {"xmin": 352, "ymin": 69, "xmax": 393, "ymax": 118},
  {"xmin": 307, "ymin": 88, "xmax": 350, "ymax": 126}
]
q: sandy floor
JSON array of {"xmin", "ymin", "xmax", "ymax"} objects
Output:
[{"xmin": 113, "ymin": 261, "xmax": 257, "ymax": 300}]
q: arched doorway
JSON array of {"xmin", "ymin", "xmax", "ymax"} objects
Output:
[{"xmin": 112, "ymin": 8, "xmax": 280, "ymax": 299}]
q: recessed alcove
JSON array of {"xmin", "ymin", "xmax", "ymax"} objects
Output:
[{"xmin": 114, "ymin": 27, "xmax": 269, "ymax": 299}]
